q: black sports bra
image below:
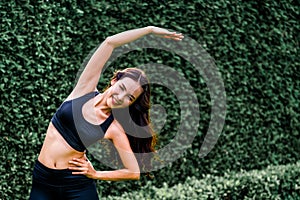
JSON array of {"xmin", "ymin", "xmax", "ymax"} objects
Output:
[{"xmin": 51, "ymin": 91, "xmax": 114, "ymax": 152}]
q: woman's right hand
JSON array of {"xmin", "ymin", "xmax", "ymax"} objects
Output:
[
  {"xmin": 148, "ymin": 26, "xmax": 184, "ymax": 41},
  {"xmin": 68, "ymin": 157, "xmax": 97, "ymax": 179}
]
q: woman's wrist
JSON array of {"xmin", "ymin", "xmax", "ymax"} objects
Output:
[
  {"xmin": 89, "ymin": 171, "xmax": 100, "ymax": 180},
  {"xmin": 146, "ymin": 26, "xmax": 154, "ymax": 34}
]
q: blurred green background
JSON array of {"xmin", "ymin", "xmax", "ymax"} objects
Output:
[{"xmin": 0, "ymin": 0, "xmax": 299, "ymax": 199}]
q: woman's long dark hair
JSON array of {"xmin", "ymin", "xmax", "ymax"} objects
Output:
[{"xmin": 106, "ymin": 68, "xmax": 157, "ymax": 173}]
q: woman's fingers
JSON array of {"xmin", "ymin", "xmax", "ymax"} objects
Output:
[
  {"xmin": 69, "ymin": 161, "xmax": 89, "ymax": 174},
  {"xmin": 151, "ymin": 27, "xmax": 184, "ymax": 41},
  {"xmin": 157, "ymin": 30, "xmax": 184, "ymax": 40},
  {"xmin": 71, "ymin": 171, "xmax": 87, "ymax": 175},
  {"xmin": 163, "ymin": 33, "xmax": 184, "ymax": 40},
  {"xmin": 68, "ymin": 157, "xmax": 96, "ymax": 178},
  {"xmin": 68, "ymin": 166, "xmax": 87, "ymax": 171},
  {"xmin": 70, "ymin": 167, "xmax": 88, "ymax": 175},
  {"xmin": 69, "ymin": 160, "xmax": 86, "ymax": 167},
  {"xmin": 72, "ymin": 158, "xmax": 86, "ymax": 164},
  {"xmin": 68, "ymin": 158, "xmax": 89, "ymax": 172}
]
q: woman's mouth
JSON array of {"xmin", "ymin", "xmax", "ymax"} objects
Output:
[{"xmin": 112, "ymin": 96, "xmax": 119, "ymax": 106}]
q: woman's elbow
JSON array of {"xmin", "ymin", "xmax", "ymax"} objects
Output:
[
  {"xmin": 128, "ymin": 168, "xmax": 140, "ymax": 180},
  {"xmin": 104, "ymin": 36, "xmax": 116, "ymax": 48},
  {"xmin": 131, "ymin": 172, "xmax": 140, "ymax": 180}
]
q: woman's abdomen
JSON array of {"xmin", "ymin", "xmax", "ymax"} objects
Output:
[{"xmin": 38, "ymin": 122, "xmax": 85, "ymax": 169}]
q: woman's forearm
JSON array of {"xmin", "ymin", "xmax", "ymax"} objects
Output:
[
  {"xmin": 93, "ymin": 169, "xmax": 140, "ymax": 181},
  {"xmin": 106, "ymin": 26, "xmax": 153, "ymax": 48}
]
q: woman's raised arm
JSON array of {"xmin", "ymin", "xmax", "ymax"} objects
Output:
[{"xmin": 68, "ymin": 26, "xmax": 183, "ymax": 99}]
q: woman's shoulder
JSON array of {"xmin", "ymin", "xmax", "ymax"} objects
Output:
[
  {"xmin": 104, "ymin": 119, "xmax": 126, "ymax": 141},
  {"xmin": 64, "ymin": 89, "xmax": 99, "ymax": 102}
]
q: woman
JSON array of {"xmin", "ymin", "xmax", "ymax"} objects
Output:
[{"xmin": 29, "ymin": 26, "xmax": 183, "ymax": 199}]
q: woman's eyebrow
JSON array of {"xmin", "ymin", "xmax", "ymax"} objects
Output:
[{"xmin": 121, "ymin": 83, "xmax": 126, "ymax": 91}]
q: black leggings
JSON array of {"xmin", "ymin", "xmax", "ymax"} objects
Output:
[{"xmin": 29, "ymin": 160, "xmax": 99, "ymax": 200}]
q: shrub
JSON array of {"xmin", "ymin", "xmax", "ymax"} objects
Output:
[{"xmin": 105, "ymin": 162, "xmax": 300, "ymax": 199}]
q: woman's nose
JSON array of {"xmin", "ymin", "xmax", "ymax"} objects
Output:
[{"xmin": 116, "ymin": 92, "xmax": 126, "ymax": 102}]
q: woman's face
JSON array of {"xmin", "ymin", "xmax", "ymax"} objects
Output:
[{"xmin": 107, "ymin": 77, "xmax": 143, "ymax": 109}]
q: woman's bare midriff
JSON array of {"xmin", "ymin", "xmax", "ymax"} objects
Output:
[{"xmin": 38, "ymin": 122, "xmax": 85, "ymax": 169}]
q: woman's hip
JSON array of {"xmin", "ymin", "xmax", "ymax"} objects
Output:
[{"xmin": 31, "ymin": 159, "xmax": 94, "ymax": 188}]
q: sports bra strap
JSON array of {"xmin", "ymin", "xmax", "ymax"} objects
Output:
[{"xmin": 100, "ymin": 114, "xmax": 114, "ymax": 133}]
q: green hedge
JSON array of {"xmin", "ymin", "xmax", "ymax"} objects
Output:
[
  {"xmin": 0, "ymin": 0, "xmax": 299, "ymax": 199},
  {"xmin": 106, "ymin": 162, "xmax": 300, "ymax": 200}
]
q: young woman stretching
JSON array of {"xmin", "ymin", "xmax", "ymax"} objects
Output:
[{"xmin": 29, "ymin": 26, "xmax": 183, "ymax": 199}]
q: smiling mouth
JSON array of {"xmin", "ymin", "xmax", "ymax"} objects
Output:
[{"xmin": 112, "ymin": 96, "xmax": 121, "ymax": 106}]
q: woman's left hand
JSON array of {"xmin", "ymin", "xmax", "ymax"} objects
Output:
[
  {"xmin": 68, "ymin": 157, "xmax": 96, "ymax": 179},
  {"xmin": 149, "ymin": 26, "xmax": 184, "ymax": 41}
]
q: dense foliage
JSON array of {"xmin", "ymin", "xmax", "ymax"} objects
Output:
[
  {"xmin": 1, "ymin": 0, "xmax": 299, "ymax": 199},
  {"xmin": 106, "ymin": 161, "xmax": 300, "ymax": 200}
]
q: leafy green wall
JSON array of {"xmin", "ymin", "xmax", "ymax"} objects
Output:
[{"xmin": 0, "ymin": 0, "xmax": 299, "ymax": 199}]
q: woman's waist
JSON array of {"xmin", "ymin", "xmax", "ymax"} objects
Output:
[
  {"xmin": 38, "ymin": 123, "xmax": 86, "ymax": 169},
  {"xmin": 32, "ymin": 160, "xmax": 93, "ymax": 187}
]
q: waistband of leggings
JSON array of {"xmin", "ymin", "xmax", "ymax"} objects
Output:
[
  {"xmin": 35, "ymin": 159, "xmax": 72, "ymax": 175},
  {"xmin": 33, "ymin": 159, "xmax": 94, "ymax": 187}
]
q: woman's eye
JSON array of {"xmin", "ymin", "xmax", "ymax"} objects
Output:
[{"xmin": 128, "ymin": 96, "xmax": 134, "ymax": 102}]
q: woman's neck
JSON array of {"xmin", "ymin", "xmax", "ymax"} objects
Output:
[{"xmin": 94, "ymin": 90, "xmax": 111, "ymax": 115}]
